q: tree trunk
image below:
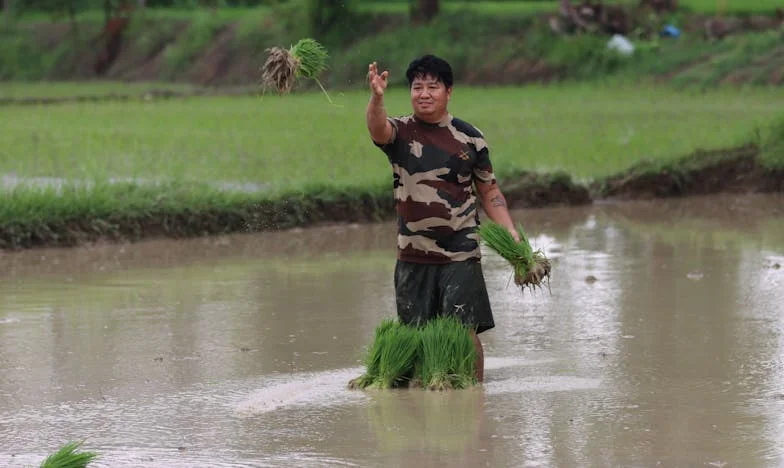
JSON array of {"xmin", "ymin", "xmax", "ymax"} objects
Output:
[
  {"xmin": 3, "ymin": 0, "xmax": 11, "ymax": 24},
  {"xmin": 411, "ymin": 0, "xmax": 439, "ymax": 24}
]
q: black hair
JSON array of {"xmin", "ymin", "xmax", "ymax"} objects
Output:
[{"xmin": 405, "ymin": 54, "xmax": 453, "ymax": 89}]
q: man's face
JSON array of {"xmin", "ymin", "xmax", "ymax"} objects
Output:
[{"xmin": 410, "ymin": 74, "xmax": 451, "ymax": 122}]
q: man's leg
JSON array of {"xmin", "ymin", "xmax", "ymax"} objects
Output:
[
  {"xmin": 470, "ymin": 329, "xmax": 485, "ymax": 383},
  {"xmin": 439, "ymin": 259, "xmax": 494, "ymax": 384}
]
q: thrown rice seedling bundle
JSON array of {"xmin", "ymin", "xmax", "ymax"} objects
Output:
[
  {"xmin": 39, "ymin": 441, "xmax": 98, "ymax": 468},
  {"xmin": 348, "ymin": 316, "xmax": 478, "ymax": 391},
  {"xmin": 477, "ymin": 220, "xmax": 551, "ymax": 292},
  {"xmin": 260, "ymin": 38, "xmax": 333, "ymax": 103}
]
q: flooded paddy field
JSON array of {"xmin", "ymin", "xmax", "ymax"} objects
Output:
[{"xmin": 1, "ymin": 193, "xmax": 782, "ymax": 467}]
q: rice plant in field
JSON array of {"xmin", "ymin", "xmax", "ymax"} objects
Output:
[
  {"xmin": 349, "ymin": 316, "xmax": 478, "ymax": 391},
  {"xmin": 477, "ymin": 220, "xmax": 551, "ymax": 292},
  {"xmin": 414, "ymin": 316, "xmax": 478, "ymax": 391},
  {"xmin": 39, "ymin": 441, "xmax": 98, "ymax": 468}
]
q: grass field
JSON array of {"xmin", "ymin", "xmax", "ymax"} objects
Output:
[
  {"xmin": 0, "ymin": 83, "xmax": 782, "ymax": 230},
  {"xmin": 1, "ymin": 84, "xmax": 780, "ymax": 185},
  {"xmin": 0, "ymin": 81, "xmax": 207, "ymax": 99}
]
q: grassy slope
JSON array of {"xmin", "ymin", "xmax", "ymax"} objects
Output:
[{"xmin": 2, "ymin": 0, "xmax": 784, "ymax": 86}]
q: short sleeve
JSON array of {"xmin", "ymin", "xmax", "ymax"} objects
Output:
[
  {"xmin": 374, "ymin": 117, "xmax": 403, "ymax": 162},
  {"xmin": 472, "ymin": 131, "xmax": 496, "ymax": 185}
]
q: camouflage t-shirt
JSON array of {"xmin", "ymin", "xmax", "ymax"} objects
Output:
[{"xmin": 374, "ymin": 113, "xmax": 497, "ymax": 264}]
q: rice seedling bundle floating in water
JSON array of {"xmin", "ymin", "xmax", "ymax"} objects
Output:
[
  {"xmin": 348, "ymin": 316, "xmax": 478, "ymax": 391},
  {"xmin": 260, "ymin": 38, "xmax": 333, "ymax": 103},
  {"xmin": 477, "ymin": 220, "xmax": 551, "ymax": 292}
]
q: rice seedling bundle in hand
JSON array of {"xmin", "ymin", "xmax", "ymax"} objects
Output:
[
  {"xmin": 348, "ymin": 316, "xmax": 478, "ymax": 391},
  {"xmin": 477, "ymin": 220, "xmax": 551, "ymax": 292},
  {"xmin": 261, "ymin": 38, "xmax": 333, "ymax": 103},
  {"xmin": 39, "ymin": 441, "xmax": 98, "ymax": 468}
]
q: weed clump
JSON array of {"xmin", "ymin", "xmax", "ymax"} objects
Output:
[{"xmin": 349, "ymin": 316, "xmax": 478, "ymax": 391}]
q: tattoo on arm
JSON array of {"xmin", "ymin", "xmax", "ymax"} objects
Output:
[{"xmin": 490, "ymin": 194, "xmax": 506, "ymax": 207}]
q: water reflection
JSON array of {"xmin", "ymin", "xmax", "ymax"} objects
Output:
[{"xmin": 0, "ymin": 193, "xmax": 783, "ymax": 467}]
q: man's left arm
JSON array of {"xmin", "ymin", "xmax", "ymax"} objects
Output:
[{"xmin": 476, "ymin": 180, "xmax": 520, "ymax": 243}]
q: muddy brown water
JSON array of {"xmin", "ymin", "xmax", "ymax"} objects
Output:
[{"xmin": 1, "ymin": 193, "xmax": 783, "ymax": 467}]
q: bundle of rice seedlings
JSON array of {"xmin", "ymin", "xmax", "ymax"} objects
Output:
[
  {"xmin": 414, "ymin": 316, "xmax": 477, "ymax": 391},
  {"xmin": 348, "ymin": 316, "xmax": 478, "ymax": 391},
  {"xmin": 39, "ymin": 441, "xmax": 98, "ymax": 468},
  {"xmin": 373, "ymin": 323, "xmax": 420, "ymax": 389},
  {"xmin": 260, "ymin": 38, "xmax": 333, "ymax": 103},
  {"xmin": 477, "ymin": 220, "xmax": 551, "ymax": 292},
  {"xmin": 348, "ymin": 318, "xmax": 399, "ymax": 389}
]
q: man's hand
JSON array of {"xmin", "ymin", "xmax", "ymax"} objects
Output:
[
  {"xmin": 508, "ymin": 226, "xmax": 521, "ymax": 243},
  {"xmin": 368, "ymin": 62, "xmax": 388, "ymax": 97}
]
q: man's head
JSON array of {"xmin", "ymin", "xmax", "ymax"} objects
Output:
[{"xmin": 405, "ymin": 55, "xmax": 453, "ymax": 123}]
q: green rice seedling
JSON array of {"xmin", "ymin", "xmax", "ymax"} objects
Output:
[
  {"xmin": 373, "ymin": 322, "xmax": 421, "ymax": 389},
  {"xmin": 414, "ymin": 316, "xmax": 478, "ymax": 391},
  {"xmin": 39, "ymin": 441, "xmax": 98, "ymax": 468},
  {"xmin": 348, "ymin": 318, "xmax": 398, "ymax": 389},
  {"xmin": 261, "ymin": 38, "xmax": 333, "ymax": 103},
  {"xmin": 478, "ymin": 220, "xmax": 551, "ymax": 292}
]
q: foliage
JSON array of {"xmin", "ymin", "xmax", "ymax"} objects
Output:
[
  {"xmin": 477, "ymin": 220, "xmax": 551, "ymax": 289},
  {"xmin": 161, "ymin": 9, "xmax": 223, "ymax": 76},
  {"xmin": 349, "ymin": 316, "xmax": 478, "ymax": 391},
  {"xmin": 39, "ymin": 441, "xmax": 98, "ymax": 468},
  {"xmin": 759, "ymin": 114, "xmax": 784, "ymax": 169}
]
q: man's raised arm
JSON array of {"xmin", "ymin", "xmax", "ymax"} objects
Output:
[{"xmin": 366, "ymin": 61, "xmax": 394, "ymax": 145}]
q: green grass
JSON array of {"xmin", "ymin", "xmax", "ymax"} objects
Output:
[
  {"xmin": 1, "ymin": 84, "xmax": 780, "ymax": 186},
  {"xmin": 0, "ymin": 84, "xmax": 782, "ymax": 236},
  {"xmin": 679, "ymin": 0, "xmax": 784, "ymax": 14},
  {"xmin": 15, "ymin": 6, "xmax": 269, "ymax": 24},
  {"xmin": 759, "ymin": 114, "xmax": 784, "ymax": 169},
  {"xmin": 12, "ymin": 0, "xmax": 784, "ymax": 26},
  {"xmin": 0, "ymin": 81, "xmax": 204, "ymax": 99}
]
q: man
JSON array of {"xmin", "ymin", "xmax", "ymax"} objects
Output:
[{"xmin": 366, "ymin": 54, "xmax": 520, "ymax": 383}]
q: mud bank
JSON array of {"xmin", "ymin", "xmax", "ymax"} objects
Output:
[{"xmin": 1, "ymin": 145, "xmax": 781, "ymax": 251}]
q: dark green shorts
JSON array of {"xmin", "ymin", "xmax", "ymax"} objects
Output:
[{"xmin": 394, "ymin": 259, "xmax": 495, "ymax": 334}]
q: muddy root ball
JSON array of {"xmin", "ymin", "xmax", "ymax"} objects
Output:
[
  {"xmin": 261, "ymin": 47, "xmax": 299, "ymax": 94},
  {"xmin": 516, "ymin": 256, "xmax": 552, "ymax": 290}
]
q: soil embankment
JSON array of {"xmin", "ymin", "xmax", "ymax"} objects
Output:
[
  {"xmin": 1, "ymin": 145, "xmax": 781, "ymax": 251},
  {"xmin": 2, "ymin": 6, "xmax": 784, "ymax": 88}
]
